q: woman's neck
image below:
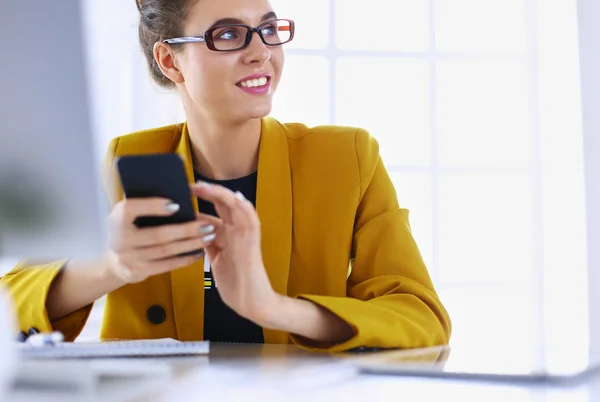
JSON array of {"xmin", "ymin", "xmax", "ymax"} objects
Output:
[{"xmin": 186, "ymin": 114, "xmax": 262, "ymax": 181}]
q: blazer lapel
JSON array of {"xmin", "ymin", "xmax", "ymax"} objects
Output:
[
  {"xmin": 168, "ymin": 119, "xmax": 293, "ymax": 344},
  {"xmin": 257, "ymin": 117, "xmax": 293, "ymax": 344},
  {"xmin": 170, "ymin": 123, "xmax": 206, "ymax": 341}
]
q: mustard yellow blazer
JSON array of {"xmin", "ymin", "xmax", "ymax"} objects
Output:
[{"xmin": 1, "ymin": 117, "xmax": 451, "ymax": 352}]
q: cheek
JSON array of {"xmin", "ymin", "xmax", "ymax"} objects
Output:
[
  {"xmin": 272, "ymin": 50, "xmax": 285, "ymax": 73},
  {"xmin": 182, "ymin": 54, "xmax": 230, "ymax": 95},
  {"xmin": 271, "ymin": 52, "xmax": 285, "ymax": 89}
]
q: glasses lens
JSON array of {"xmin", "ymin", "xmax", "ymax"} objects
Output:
[
  {"xmin": 210, "ymin": 25, "xmax": 249, "ymax": 51},
  {"xmin": 261, "ymin": 19, "xmax": 293, "ymax": 45}
]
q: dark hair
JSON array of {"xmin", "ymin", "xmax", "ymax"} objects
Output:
[{"xmin": 136, "ymin": 0, "xmax": 195, "ymax": 88}]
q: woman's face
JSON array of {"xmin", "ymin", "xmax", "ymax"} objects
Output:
[{"xmin": 170, "ymin": 0, "xmax": 285, "ymax": 123}]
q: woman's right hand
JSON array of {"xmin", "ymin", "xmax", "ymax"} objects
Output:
[{"xmin": 104, "ymin": 198, "xmax": 220, "ymax": 285}]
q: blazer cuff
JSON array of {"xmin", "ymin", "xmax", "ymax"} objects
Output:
[{"xmin": 288, "ymin": 294, "xmax": 371, "ymax": 353}]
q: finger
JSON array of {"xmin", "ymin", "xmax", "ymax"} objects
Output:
[
  {"xmin": 202, "ymin": 189, "xmax": 249, "ymax": 228},
  {"xmin": 209, "ymin": 191, "xmax": 259, "ymax": 236},
  {"xmin": 130, "ymin": 220, "xmax": 217, "ymax": 248},
  {"xmin": 191, "ymin": 182, "xmax": 236, "ymax": 206},
  {"xmin": 233, "ymin": 191, "xmax": 260, "ymax": 228},
  {"xmin": 134, "ymin": 237, "xmax": 209, "ymax": 262},
  {"xmin": 115, "ymin": 198, "xmax": 181, "ymax": 225},
  {"xmin": 191, "ymin": 182, "xmax": 237, "ymax": 222},
  {"xmin": 225, "ymin": 191, "xmax": 255, "ymax": 229},
  {"xmin": 140, "ymin": 253, "xmax": 204, "ymax": 277},
  {"xmin": 212, "ymin": 201, "xmax": 234, "ymax": 225},
  {"xmin": 195, "ymin": 212, "xmax": 222, "ymax": 226}
]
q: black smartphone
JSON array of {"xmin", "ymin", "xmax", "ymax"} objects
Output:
[{"xmin": 116, "ymin": 153, "xmax": 196, "ymax": 228}]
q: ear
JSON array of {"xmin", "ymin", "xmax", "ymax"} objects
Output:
[{"xmin": 153, "ymin": 42, "xmax": 185, "ymax": 84}]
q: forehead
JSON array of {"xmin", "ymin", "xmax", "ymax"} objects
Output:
[{"xmin": 185, "ymin": 0, "xmax": 276, "ymax": 30}]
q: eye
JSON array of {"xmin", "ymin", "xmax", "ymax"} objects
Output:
[
  {"xmin": 213, "ymin": 28, "xmax": 240, "ymax": 41},
  {"xmin": 220, "ymin": 30, "xmax": 237, "ymax": 40},
  {"xmin": 261, "ymin": 24, "xmax": 277, "ymax": 36}
]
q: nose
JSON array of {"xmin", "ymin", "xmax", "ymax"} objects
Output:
[{"xmin": 242, "ymin": 31, "xmax": 271, "ymax": 65}]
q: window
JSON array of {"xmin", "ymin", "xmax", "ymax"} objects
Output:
[{"xmin": 266, "ymin": 0, "xmax": 584, "ymax": 350}]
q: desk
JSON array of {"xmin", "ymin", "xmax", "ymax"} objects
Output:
[
  {"xmin": 7, "ymin": 344, "xmax": 600, "ymax": 402},
  {"xmin": 6, "ymin": 343, "xmax": 354, "ymax": 402}
]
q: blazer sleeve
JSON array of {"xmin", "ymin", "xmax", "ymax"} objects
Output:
[
  {"xmin": 0, "ymin": 138, "xmax": 120, "ymax": 341},
  {"xmin": 0, "ymin": 260, "xmax": 93, "ymax": 341},
  {"xmin": 290, "ymin": 129, "xmax": 452, "ymax": 352}
]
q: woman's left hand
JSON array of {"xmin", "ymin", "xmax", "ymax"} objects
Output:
[{"xmin": 190, "ymin": 181, "xmax": 279, "ymax": 322}]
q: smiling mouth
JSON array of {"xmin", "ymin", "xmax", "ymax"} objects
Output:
[{"xmin": 236, "ymin": 76, "xmax": 270, "ymax": 88}]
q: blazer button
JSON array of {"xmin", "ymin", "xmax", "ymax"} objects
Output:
[
  {"xmin": 28, "ymin": 327, "xmax": 40, "ymax": 336},
  {"xmin": 17, "ymin": 331, "xmax": 28, "ymax": 342},
  {"xmin": 147, "ymin": 305, "xmax": 166, "ymax": 325}
]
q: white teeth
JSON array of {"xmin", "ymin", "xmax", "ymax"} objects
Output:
[{"xmin": 240, "ymin": 77, "xmax": 268, "ymax": 88}]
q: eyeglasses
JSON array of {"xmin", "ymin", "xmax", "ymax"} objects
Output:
[{"xmin": 163, "ymin": 19, "xmax": 295, "ymax": 52}]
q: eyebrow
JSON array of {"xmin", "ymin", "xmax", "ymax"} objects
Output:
[{"xmin": 207, "ymin": 11, "xmax": 278, "ymax": 30}]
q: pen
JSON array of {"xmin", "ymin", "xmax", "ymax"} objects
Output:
[{"xmin": 26, "ymin": 331, "xmax": 64, "ymax": 347}]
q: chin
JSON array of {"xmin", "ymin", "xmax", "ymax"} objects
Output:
[{"xmin": 244, "ymin": 103, "xmax": 273, "ymax": 120}]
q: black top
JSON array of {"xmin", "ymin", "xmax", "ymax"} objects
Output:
[{"xmin": 194, "ymin": 170, "xmax": 265, "ymax": 344}]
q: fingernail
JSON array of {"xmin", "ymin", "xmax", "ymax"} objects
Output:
[
  {"xmin": 199, "ymin": 224, "xmax": 215, "ymax": 234},
  {"xmin": 235, "ymin": 191, "xmax": 246, "ymax": 201},
  {"xmin": 203, "ymin": 233, "xmax": 217, "ymax": 243},
  {"xmin": 165, "ymin": 202, "xmax": 180, "ymax": 212},
  {"xmin": 196, "ymin": 180, "xmax": 213, "ymax": 187}
]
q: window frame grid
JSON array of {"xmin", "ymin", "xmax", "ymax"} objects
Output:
[{"xmin": 282, "ymin": 0, "xmax": 540, "ymax": 295}]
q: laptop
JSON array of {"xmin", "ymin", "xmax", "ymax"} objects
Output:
[{"xmin": 354, "ymin": 345, "xmax": 600, "ymax": 383}]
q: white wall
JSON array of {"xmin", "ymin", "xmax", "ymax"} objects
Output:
[{"xmin": 81, "ymin": 0, "xmax": 185, "ymax": 167}]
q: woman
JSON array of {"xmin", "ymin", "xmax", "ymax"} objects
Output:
[{"xmin": 0, "ymin": 0, "xmax": 451, "ymax": 352}]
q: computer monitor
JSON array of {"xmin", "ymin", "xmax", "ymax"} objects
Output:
[
  {"xmin": 578, "ymin": 0, "xmax": 600, "ymax": 357},
  {"xmin": 0, "ymin": 0, "xmax": 107, "ymax": 260}
]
